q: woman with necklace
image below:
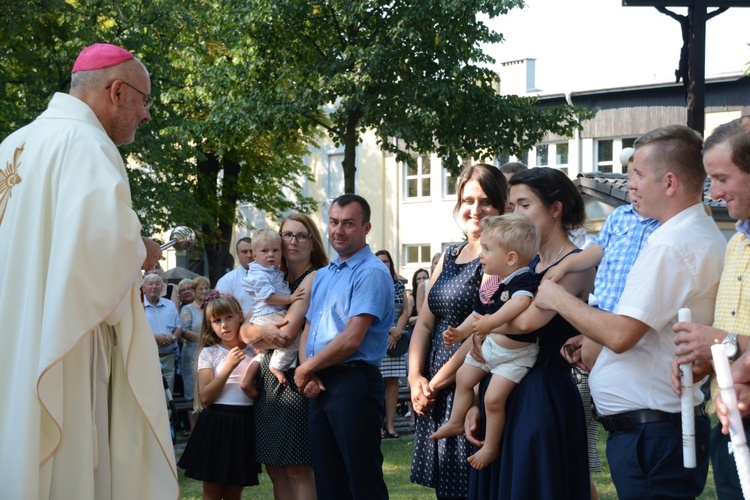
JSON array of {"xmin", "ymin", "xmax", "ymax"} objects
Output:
[
  {"xmin": 240, "ymin": 213, "xmax": 328, "ymax": 500},
  {"xmin": 409, "ymin": 163, "xmax": 508, "ymax": 499},
  {"xmin": 467, "ymin": 167, "xmax": 596, "ymax": 499}
]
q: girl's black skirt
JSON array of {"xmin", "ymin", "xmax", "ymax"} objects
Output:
[{"xmin": 177, "ymin": 404, "xmax": 260, "ymax": 486}]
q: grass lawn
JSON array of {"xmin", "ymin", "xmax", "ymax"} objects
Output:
[{"xmin": 177, "ymin": 426, "xmax": 719, "ymax": 499}]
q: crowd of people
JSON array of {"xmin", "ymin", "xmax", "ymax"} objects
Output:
[{"xmin": 3, "ymin": 41, "xmax": 750, "ymax": 500}]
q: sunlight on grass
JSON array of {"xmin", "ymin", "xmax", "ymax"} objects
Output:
[{"xmin": 178, "ymin": 426, "xmax": 720, "ymax": 499}]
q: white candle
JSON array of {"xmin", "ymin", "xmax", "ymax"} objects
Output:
[
  {"xmin": 711, "ymin": 343, "xmax": 750, "ymax": 498},
  {"xmin": 678, "ymin": 308, "xmax": 696, "ymax": 468}
]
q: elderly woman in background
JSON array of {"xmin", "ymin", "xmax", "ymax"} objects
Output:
[
  {"xmin": 376, "ymin": 249, "xmax": 410, "ymax": 439},
  {"xmin": 179, "ymin": 276, "xmax": 211, "ymax": 434},
  {"xmin": 467, "ymin": 167, "xmax": 595, "ymax": 499},
  {"xmin": 409, "ymin": 163, "xmax": 508, "ymax": 499},
  {"xmin": 240, "ymin": 213, "xmax": 328, "ymax": 500}
]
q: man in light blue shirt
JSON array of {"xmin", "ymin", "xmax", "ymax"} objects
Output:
[
  {"xmin": 143, "ymin": 274, "xmax": 182, "ymax": 393},
  {"xmin": 295, "ymin": 194, "xmax": 394, "ymax": 500}
]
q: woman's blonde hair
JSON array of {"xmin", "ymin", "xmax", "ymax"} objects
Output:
[{"xmin": 190, "ymin": 276, "xmax": 210, "ymax": 291}]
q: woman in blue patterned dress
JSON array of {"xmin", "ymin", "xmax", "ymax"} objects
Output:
[
  {"xmin": 409, "ymin": 163, "xmax": 508, "ymax": 499},
  {"xmin": 240, "ymin": 213, "xmax": 329, "ymax": 500},
  {"xmin": 467, "ymin": 167, "xmax": 595, "ymax": 499},
  {"xmin": 376, "ymin": 249, "xmax": 410, "ymax": 438}
]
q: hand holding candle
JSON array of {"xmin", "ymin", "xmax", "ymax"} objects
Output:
[
  {"xmin": 711, "ymin": 342, "xmax": 750, "ymax": 498},
  {"xmin": 678, "ymin": 307, "xmax": 696, "ymax": 468}
]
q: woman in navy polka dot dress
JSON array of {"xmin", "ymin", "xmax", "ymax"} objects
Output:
[{"xmin": 409, "ymin": 164, "xmax": 508, "ymax": 499}]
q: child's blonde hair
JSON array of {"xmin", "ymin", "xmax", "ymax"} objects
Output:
[
  {"xmin": 192, "ymin": 292, "xmax": 245, "ymax": 412},
  {"xmin": 252, "ymin": 228, "xmax": 281, "ymax": 250},
  {"xmin": 480, "ymin": 214, "xmax": 540, "ymax": 265}
]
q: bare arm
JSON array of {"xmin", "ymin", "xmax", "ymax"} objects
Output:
[
  {"xmin": 416, "ymin": 280, "xmax": 426, "ymax": 315},
  {"xmin": 493, "ymin": 267, "xmax": 596, "ymax": 335},
  {"xmin": 429, "ymin": 339, "xmax": 473, "ymax": 393},
  {"xmin": 544, "ymin": 244, "xmax": 604, "ymax": 283},
  {"xmin": 239, "ymin": 272, "xmax": 316, "ymax": 348},
  {"xmin": 197, "ymin": 346, "xmax": 246, "ymax": 407},
  {"xmin": 265, "ymin": 287, "xmax": 305, "ymax": 306},
  {"xmin": 388, "ymin": 291, "xmax": 411, "ymax": 349},
  {"xmin": 408, "ymin": 255, "xmax": 444, "ymax": 414},
  {"xmin": 472, "ymin": 295, "xmax": 532, "ymax": 336},
  {"xmin": 534, "ymin": 279, "xmax": 649, "ymax": 353}
]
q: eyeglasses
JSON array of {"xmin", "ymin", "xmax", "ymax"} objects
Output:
[
  {"xmin": 280, "ymin": 231, "xmax": 311, "ymax": 243},
  {"xmin": 108, "ymin": 80, "xmax": 154, "ymax": 109}
]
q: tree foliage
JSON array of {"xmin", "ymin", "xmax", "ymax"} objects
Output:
[
  {"xmin": 0, "ymin": 0, "xmax": 317, "ymax": 283},
  {"xmin": 239, "ymin": 0, "xmax": 595, "ymax": 192}
]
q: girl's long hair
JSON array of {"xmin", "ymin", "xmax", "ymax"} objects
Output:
[{"xmin": 192, "ymin": 292, "xmax": 244, "ymax": 412}]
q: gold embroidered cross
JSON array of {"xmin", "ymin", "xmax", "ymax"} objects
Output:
[{"xmin": 0, "ymin": 144, "xmax": 24, "ymax": 226}]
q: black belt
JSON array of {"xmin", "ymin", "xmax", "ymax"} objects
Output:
[
  {"xmin": 595, "ymin": 405, "xmax": 707, "ymax": 434},
  {"xmin": 317, "ymin": 361, "xmax": 370, "ymax": 376}
]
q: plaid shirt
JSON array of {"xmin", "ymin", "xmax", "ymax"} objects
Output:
[{"xmin": 593, "ymin": 204, "xmax": 659, "ymax": 312}]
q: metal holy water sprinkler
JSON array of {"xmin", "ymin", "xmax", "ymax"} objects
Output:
[{"xmin": 160, "ymin": 226, "xmax": 196, "ymax": 251}]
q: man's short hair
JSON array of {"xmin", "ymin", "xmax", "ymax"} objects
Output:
[
  {"xmin": 331, "ymin": 194, "xmax": 371, "ymax": 223},
  {"xmin": 236, "ymin": 236, "xmax": 252, "ymax": 250},
  {"xmin": 480, "ymin": 214, "xmax": 540, "ymax": 265},
  {"xmin": 633, "ymin": 125, "xmax": 705, "ymax": 196},
  {"xmin": 499, "ymin": 162, "xmax": 528, "ymax": 176},
  {"xmin": 703, "ymin": 116, "xmax": 750, "ymax": 174}
]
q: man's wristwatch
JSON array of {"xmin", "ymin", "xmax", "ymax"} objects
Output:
[{"xmin": 722, "ymin": 332, "xmax": 739, "ymax": 361}]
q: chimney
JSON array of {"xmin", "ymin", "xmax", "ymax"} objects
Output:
[{"xmin": 498, "ymin": 58, "xmax": 539, "ymax": 96}]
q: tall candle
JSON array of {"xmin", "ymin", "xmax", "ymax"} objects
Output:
[
  {"xmin": 678, "ymin": 308, "xmax": 696, "ymax": 468},
  {"xmin": 711, "ymin": 343, "xmax": 750, "ymax": 498}
]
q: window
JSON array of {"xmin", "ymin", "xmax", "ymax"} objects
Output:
[
  {"xmin": 536, "ymin": 144, "xmax": 549, "ymax": 166},
  {"xmin": 404, "ymin": 244, "xmax": 432, "ymax": 265},
  {"xmin": 621, "ymin": 138, "xmax": 636, "ymax": 173},
  {"xmin": 443, "ymin": 168, "xmax": 457, "ymax": 196},
  {"xmin": 404, "ymin": 155, "xmax": 431, "ymax": 199},
  {"xmin": 496, "ymin": 151, "xmax": 510, "ymax": 166},
  {"xmin": 534, "ymin": 143, "xmax": 568, "ymax": 168},
  {"xmin": 597, "ymin": 139, "xmax": 614, "ymax": 173}
]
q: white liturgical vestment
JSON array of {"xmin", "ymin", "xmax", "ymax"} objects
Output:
[{"xmin": 0, "ymin": 93, "xmax": 178, "ymax": 499}]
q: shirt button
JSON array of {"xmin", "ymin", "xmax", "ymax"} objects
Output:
[
  {"xmin": 739, "ymin": 275, "xmax": 743, "ymax": 281},
  {"xmin": 732, "ymin": 310, "xmax": 736, "ymax": 316}
]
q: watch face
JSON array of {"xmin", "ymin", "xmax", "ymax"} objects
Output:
[{"xmin": 724, "ymin": 339, "xmax": 738, "ymax": 359}]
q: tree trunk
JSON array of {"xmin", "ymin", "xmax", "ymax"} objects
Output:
[
  {"xmin": 196, "ymin": 153, "xmax": 242, "ymax": 286},
  {"xmin": 342, "ymin": 110, "xmax": 363, "ymax": 194}
]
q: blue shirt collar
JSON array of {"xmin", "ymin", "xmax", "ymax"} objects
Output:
[
  {"xmin": 737, "ymin": 219, "xmax": 750, "ymax": 239},
  {"xmin": 329, "ymin": 244, "xmax": 372, "ymax": 270}
]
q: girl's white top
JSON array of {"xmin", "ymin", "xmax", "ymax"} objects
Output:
[{"xmin": 197, "ymin": 344, "xmax": 255, "ymax": 406}]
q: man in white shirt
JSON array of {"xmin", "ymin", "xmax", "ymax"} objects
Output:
[
  {"xmin": 216, "ymin": 236, "xmax": 254, "ymax": 317},
  {"xmin": 535, "ymin": 125, "xmax": 726, "ymax": 499}
]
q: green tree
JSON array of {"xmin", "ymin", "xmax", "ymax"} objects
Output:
[
  {"xmin": 0, "ymin": 0, "xmax": 317, "ymax": 283},
  {"xmin": 240, "ymin": 0, "xmax": 595, "ymax": 193}
]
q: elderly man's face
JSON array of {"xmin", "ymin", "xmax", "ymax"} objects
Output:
[{"xmin": 142, "ymin": 277, "xmax": 163, "ymax": 301}]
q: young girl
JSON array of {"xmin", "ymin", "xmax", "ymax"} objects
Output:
[{"xmin": 177, "ymin": 292, "xmax": 260, "ymax": 500}]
